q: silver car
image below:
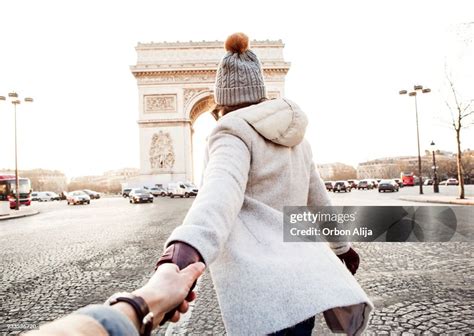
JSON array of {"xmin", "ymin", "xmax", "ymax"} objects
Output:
[{"xmin": 67, "ymin": 191, "xmax": 91, "ymax": 205}]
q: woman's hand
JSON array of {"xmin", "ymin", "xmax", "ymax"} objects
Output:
[
  {"xmin": 133, "ymin": 262, "xmax": 205, "ymax": 327},
  {"xmin": 337, "ymin": 248, "xmax": 360, "ymax": 275}
]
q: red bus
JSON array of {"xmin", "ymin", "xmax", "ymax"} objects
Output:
[
  {"xmin": 400, "ymin": 172, "xmax": 414, "ymax": 186},
  {"xmin": 0, "ymin": 174, "xmax": 32, "ymax": 209}
]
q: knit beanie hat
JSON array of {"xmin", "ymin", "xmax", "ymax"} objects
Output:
[{"xmin": 214, "ymin": 33, "xmax": 266, "ymax": 106}]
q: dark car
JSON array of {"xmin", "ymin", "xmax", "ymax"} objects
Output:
[
  {"xmin": 324, "ymin": 181, "xmax": 333, "ymax": 191},
  {"xmin": 129, "ymin": 189, "xmax": 153, "ymax": 204},
  {"xmin": 378, "ymin": 179, "xmax": 399, "ymax": 192},
  {"xmin": 333, "ymin": 181, "xmax": 351, "ymax": 193},
  {"xmin": 83, "ymin": 189, "xmax": 100, "ymax": 199},
  {"xmin": 357, "ymin": 180, "xmax": 373, "ymax": 190},
  {"xmin": 122, "ymin": 188, "xmax": 132, "ymax": 198},
  {"xmin": 347, "ymin": 180, "xmax": 359, "ymax": 189}
]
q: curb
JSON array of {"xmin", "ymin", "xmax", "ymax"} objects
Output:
[
  {"xmin": 399, "ymin": 197, "xmax": 474, "ymax": 206},
  {"xmin": 0, "ymin": 210, "xmax": 40, "ymax": 221}
]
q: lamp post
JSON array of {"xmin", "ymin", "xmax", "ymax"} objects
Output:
[
  {"xmin": 0, "ymin": 92, "xmax": 34, "ymax": 210},
  {"xmin": 430, "ymin": 141, "xmax": 439, "ymax": 193},
  {"xmin": 399, "ymin": 85, "xmax": 431, "ymax": 195}
]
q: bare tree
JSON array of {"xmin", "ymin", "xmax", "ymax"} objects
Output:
[
  {"xmin": 331, "ymin": 165, "xmax": 357, "ymax": 181},
  {"xmin": 444, "ymin": 72, "xmax": 474, "ymax": 199},
  {"xmin": 441, "ymin": 22, "xmax": 474, "ymax": 199}
]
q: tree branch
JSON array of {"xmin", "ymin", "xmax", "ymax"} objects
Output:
[
  {"xmin": 461, "ymin": 110, "xmax": 474, "ymax": 120},
  {"xmin": 462, "ymin": 100, "xmax": 473, "ymax": 113}
]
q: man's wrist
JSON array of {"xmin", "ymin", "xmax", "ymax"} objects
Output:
[
  {"xmin": 111, "ymin": 301, "xmax": 141, "ymax": 331},
  {"xmin": 105, "ymin": 292, "xmax": 155, "ymax": 334}
]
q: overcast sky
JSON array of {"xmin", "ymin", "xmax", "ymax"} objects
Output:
[{"xmin": 0, "ymin": 0, "xmax": 473, "ymax": 179}]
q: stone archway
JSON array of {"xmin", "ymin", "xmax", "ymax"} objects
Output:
[
  {"xmin": 130, "ymin": 40, "xmax": 289, "ymax": 185},
  {"xmin": 188, "ymin": 94, "xmax": 215, "ymax": 125}
]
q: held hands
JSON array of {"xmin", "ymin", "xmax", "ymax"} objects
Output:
[
  {"xmin": 133, "ymin": 261, "xmax": 205, "ymax": 328},
  {"xmin": 337, "ymin": 247, "xmax": 360, "ymax": 275},
  {"xmin": 154, "ymin": 242, "xmax": 204, "ymax": 325}
]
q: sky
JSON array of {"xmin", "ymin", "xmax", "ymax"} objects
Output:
[{"xmin": 0, "ymin": 0, "xmax": 473, "ymax": 180}]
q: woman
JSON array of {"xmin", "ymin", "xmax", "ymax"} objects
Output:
[{"xmin": 156, "ymin": 33, "xmax": 373, "ymax": 335}]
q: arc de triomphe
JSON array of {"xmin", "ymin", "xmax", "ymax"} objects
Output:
[{"xmin": 129, "ymin": 40, "xmax": 290, "ymax": 186}]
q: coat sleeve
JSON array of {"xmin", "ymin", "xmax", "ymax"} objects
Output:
[
  {"xmin": 165, "ymin": 116, "xmax": 251, "ymax": 265},
  {"xmin": 307, "ymin": 156, "xmax": 350, "ymax": 255},
  {"xmin": 23, "ymin": 304, "xmax": 135, "ymax": 336}
]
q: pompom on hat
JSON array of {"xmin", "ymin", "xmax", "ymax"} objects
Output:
[{"xmin": 214, "ymin": 33, "xmax": 266, "ymax": 106}]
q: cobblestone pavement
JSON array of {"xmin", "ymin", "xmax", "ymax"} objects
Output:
[
  {"xmin": 166, "ymin": 243, "xmax": 474, "ymax": 336},
  {"xmin": 0, "ymin": 196, "xmax": 473, "ymax": 335},
  {"xmin": 0, "ymin": 197, "xmax": 193, "ymax": 335}
]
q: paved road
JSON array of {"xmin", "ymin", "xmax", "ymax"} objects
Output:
[
  {"xmin": 0, "ymin": 197, "xmax": 192, "ymax": 335},
  {"xmin": 0, "ymin": 190, "xmax": 473, "ymax": 335}
]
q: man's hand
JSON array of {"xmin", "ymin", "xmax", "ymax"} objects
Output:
[
  {"xmin": 154, "ymin": 242, "xmax": 204, "ymax": 325},
  {"xmin": 337, "ymin": 248, "xmax": 360, "ymax": 275},
  {"xmin": 133, "ymin": 262, "xmax": 205, "ymax": 327}
]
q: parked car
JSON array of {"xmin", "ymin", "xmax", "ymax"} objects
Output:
[
  {"xmin": 378, "ymin": 179, "xmax": 400, "ymax": 192},
  {"xmin": 67, "ymin": 191, "xmax": 91, "ymax": 205},
  {"xmin": 154, "ymin": 186, "xmax": 168, "ymax": 196},
  {"xmin": 122, "ymin": 188, "xmax": 132, "ymax": 198},
  {"xmin": 414, "ymin": 176, "xmax": 427, "ymax": 186},
  {"xmin": 83, "ymin": 189, "xmax": 100, "ymax": 199},
  {"xmin": 447, "ymin": 178, "xmax": 459, "ymax": 186},
  {"xmin": 324, "ymin": 181, "xmax": 334, "ymax": 191},
  {"xmin": 439, "ymin": 180, "xmax": 447, "ymax": 185},
  {"xmin": 357, "ymin": 180, "xmax": 373, "ymax": 190},
  {"xmin": 144, "ymin": 186, "xmax": 168, "ymax": 197},
  {"xmin": 183, "ymin": 182, "xmax": 199, "ymax": 197},
  {"xmin": 333, "ymin": 181, "xmax": 351, "ymax": 193},
  {"xmin": 31, "ymin": 191, "xmax": 60, "ymax": 202},
  {"xmin": 370, "ymin": 179, "xmax": 379, "ymax": 188},
  {"xmin": 393, "ymin": 178, "xmax": 404, "ymax": 188},
  {"xmin": 129, "ymin": 189, "xmax": 154, "ymax": 204},
  {"xmin": 168, "ymin": 182, "xmax": 199, "ymax": 198},
  {"xmin": 347, "ymin": 180, "xmax": 359, "ymax": 189},
  {"xmin": 424, "ymin": 179, "xmax": 434, "ymax": 186}
]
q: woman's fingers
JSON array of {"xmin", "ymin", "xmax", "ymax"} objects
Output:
[
  {"xmin": 178, "ymin": 300, "xmax": 189, "ymax": 314},
  {"xmin": 186, "ymin": 291, "xmax": 196, "ymax": 302},
  {"xmin": 169, "ymin": 310, "xmax": 181, "ymax": 323}
]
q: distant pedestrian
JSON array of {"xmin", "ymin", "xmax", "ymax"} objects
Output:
[{"xmin": 156, "ymin": 32, "xmax": 373, "ymax": 335}]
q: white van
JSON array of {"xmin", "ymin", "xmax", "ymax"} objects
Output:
[
  {"xmin": 167, "ymin": 181, "xmax": 199, "ymax": 198},
  {"xmin": 31, "ymin": 191, "xmax": 59, "ymax": 202}
]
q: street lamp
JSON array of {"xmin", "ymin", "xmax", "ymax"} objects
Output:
[
  {"xmin": 399, "ymin": 84, "xmax": 431, "ymax": 195},
  {"xmin": 430, "ymin": 141, "xmax": 440, "ymax": 193},
  {"xmin": 0, "ymin": 92, "xmax": 34, "ymax": 210}
]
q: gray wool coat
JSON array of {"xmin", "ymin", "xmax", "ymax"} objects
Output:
[{"xmin": 166, "ymin": 98, "xmax": 373, "ymax": 335}]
